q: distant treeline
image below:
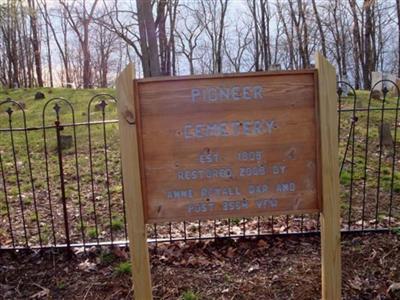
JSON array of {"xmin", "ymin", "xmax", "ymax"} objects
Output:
[{"xmin": 0, "ymin": 0, "xmax": 398, "ymax": 89}]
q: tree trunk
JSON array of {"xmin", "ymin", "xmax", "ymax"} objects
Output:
[
  {"xmin": 349, "ymin": 0, "xmax": 361, "ymax": 89},
  {"xmin": 42, "ymin": 1, "xmax": 53, "ymax": 87},
  {"xmin": 251, "ymin": 0, "xmax": 260, "ymax": 71},
  {"xmin": 27, "ymin": 0, "xmax": 43, "ymax": 87},
  {"xmin": 397, "ymin": 0, "xmax": 400, "ymax": 77},
  {"xmin": 363, "ymin": 0, "xmax": 373, "ymax": 89},
  {"xmin": 137, "ymin": 0, "xmax": 161, "ymax": 77},
  {"xmin": 312, "ymin": 0, "xmax": 327, "ymax": 57}
]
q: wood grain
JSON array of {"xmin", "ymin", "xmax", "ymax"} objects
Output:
[
  {"xmin": 134, "ymin": 71, "xmax": 321, "ymax": 223},
  {"xmin": 116, "ymin": 64, "xmax": 153, "ymax": 300},
  {"xmin": 316, "ymin": 53, "xmax": 342, "ymax": 300}
]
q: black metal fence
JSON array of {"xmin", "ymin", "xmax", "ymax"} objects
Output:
[{"xmin": 0, "ymin": 79, "xmax": 399, "ymax": 251}]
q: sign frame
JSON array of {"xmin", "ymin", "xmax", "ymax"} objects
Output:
[
  {"xmin": 133, "ymin": 69, "xmax": 322, "ymax": 223},
  {"xmin": 116, "ymin": 53, "xmax": 341, "ymax": 300}
]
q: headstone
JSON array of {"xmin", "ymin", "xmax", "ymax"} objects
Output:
[
  {"xmin": 379, "ymin": 122, "xmax": 393, "ymax": 150},
  {"xmin": 383, "ymin": 73, "xmax": 396, "ymax": 88},
  {"xmin": 339, "ymin": 75, "xmax": 350, "ymax": 97},
  {"xmin": 370, "ymin": 90, "xmax": 382, "ymax": 100},
  {"xmin": 270, "ymin": 64, "xmax": 281, "ymax": 71},
  {"xmin": 371, "ymin": 71, "xmax": 398, "ymax": 93},
  {"xmin": 371, "ymin": 72, "xmax": 383, "ymax": 91},
  {"xmin": 34, "ymin": 91, "xmax": 45, "ymax": 100},
  {"xmin": 59, "ymin": 135, "xmax": 73, "ymax": 150},
  {"xmin": 391, "ymin": 78, "xmax": 400, "ymax": 97},
  {"xmin": 94, "ymin": 102, "xmax": 104, "ymax": 111}
]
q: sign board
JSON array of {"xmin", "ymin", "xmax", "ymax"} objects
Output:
[
  {"xmin": 134, "ymin": 71, "xmax": 321, "ymax": 223},
  {"xmin": 116, "ymin": 53, "xmax": 341, "ymax": 300}
]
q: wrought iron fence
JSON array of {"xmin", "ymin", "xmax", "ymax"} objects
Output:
[{"xmin": 0, "ymin": 79, "xmax": 399, "ymax": 251}]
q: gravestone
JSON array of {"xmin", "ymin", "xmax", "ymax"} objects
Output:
[
  {"xmin": 94, "ymin": 102, "xmax": 104, "ymax": 111},
  {"xmin": 371, "ymin": 71, "xmax": 398, "ymax": 93},
  {"xmin": 371, "ymin": 89, "xmax": 383, "ymax": 100},
  {"xmin": 269, "ymin": 64, "xmax": 281, "ymax": 71},
  {"xmin": 59, "ymin": 135, "xmax": 73, "ymax": 150},
  {"xmin": 339, "ymin": 75, "xmax": 350, "ymax": 97},
  {"xmin": 34, "ymin": 91, "xmax": 45, "ymax": 100},
  {"xmin": 371, "ymin": 72, "xmax": 382, "ymax": 91},
  {"xmin": 392, "ymin": 79, "xmax": 400, "ymax": 97},
  {"xmin": 379, "ymin": 122, "xmax": 393, "ymax": 150}
]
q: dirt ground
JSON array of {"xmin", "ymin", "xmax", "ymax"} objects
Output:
[{"xmin": 0, "ymin": 232, "xmax": 399, "ymax": 299}]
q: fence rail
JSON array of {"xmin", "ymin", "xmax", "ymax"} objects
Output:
[{"xmin": 0, "ymin": 80, "xmax": 399, "ymax": 251}]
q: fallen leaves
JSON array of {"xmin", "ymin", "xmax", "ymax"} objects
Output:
[
  {"xmin": 247, "ymin": 263, "xmax": 260, "ymax": 273},
  {"xmin": 78, "ymin": 259, "xmax": 97, "ymax": 272},
  {"xmin": 29, "ymin": 284, "xmax": 50, "ymax": 299},
  {"xmin": 0, "ymin": 234, "xmax": 399, "ymax": 299}
]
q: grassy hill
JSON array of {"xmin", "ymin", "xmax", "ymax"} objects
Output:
[{"xmin": 0, "ymin": 87, "xmax": 399, "ymax": 248}]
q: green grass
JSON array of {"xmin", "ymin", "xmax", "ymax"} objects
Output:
[
  {"xmin": 114, "ymin": 261, "xmax": 131, "ymax": 276},
  {"xmin": 87, "ymin": 228, "xmax": 98, "ymax": 239},
  {"xmin": 111, "ymin": 217, "xmax": 124, "ymax": 231},
  {"xmin": 99, "ymin": 251, "xmax": 115, "ymax": 265},
  {"xmin": 181, "ymin": 290, "xmax": 200, "ymax": 300},
  {"xmin": 1, "ymin": 86, "xmax": 400, "ymax": 246},
  {"xmin": 0, "ymin": 87, "xmax": 117, "ymax": 153}
]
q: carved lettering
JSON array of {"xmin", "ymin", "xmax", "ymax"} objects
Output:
[
  {"xmin": 199, "ymin": 152, "xmax": 220, "ymax": 164},
  {"xmin": 276, "ymin": 182, "xmax": 296, "ymax": 192},
  {"xmin": 177, "ymin": 168, "xmax": 232, "ymax": 180},
  {"xmin": 187, "ymin": 202, "xmax": 216, "ymax": 213},
  {"xmin": 200, "ymin": 186, "xmax": 241, "ymax": 197},
  {"xmin": 239, "ymin": 166, "xmax": 266, "ymax": 177},
  {"xmin": 223, "ymin": 199, "xmax": 249, "ymax": 211},
  {"xmin": 191, "ymin": 85, "xmax": 263, "ymax": 103},
  {"xmin": 272, "ymin": 165, "xmax": 287, "ymax": 175},
  {"xmin": 255, "ymin": 198, "xmax": 278, "ymax": 209},
  {"xmin": 237, "ymin": 151, "xmax": 263, "ymax": 161},
  {"xmin": 183, "ymin": 120, "xmax": 277, "ymax": 139},
  {"xmin": 167, "ymin": 189, "xmax": 193, "ymax": 199},
  {"xmin": 248, "ymin": 184, "xmax": 268, "ymax": 194}
]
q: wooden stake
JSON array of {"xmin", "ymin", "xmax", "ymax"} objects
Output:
[
  {"xmin": 316, "ymin": 52, "xmax": 342, "ymax": 300},
  {"xmin": 116, "ymin": 64, "xmax": 153, "ymax": 300}
]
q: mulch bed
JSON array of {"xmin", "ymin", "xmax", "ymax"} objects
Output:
[{"xmin": 0, "ymin": 233, "xmax": 399, "ymax": 299}]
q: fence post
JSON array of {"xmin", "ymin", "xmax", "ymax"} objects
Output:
[
  {"xmin": 116, "ymin": 64, "xmax": 153, "ymax": 299},
  {"xmin": 54, "ymin": 104, "xmax": 71, "ymax": 255},
  {"xmin": 316, "ymin": 53, "xmax": 342, "ymax": 300}
]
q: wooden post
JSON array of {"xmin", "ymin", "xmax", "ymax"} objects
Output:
[
  {"xmin": 316, "ymin": 52, "xmax": 342, "ymax": 300},
  {"xmin": 116, "ymin": 64, "xmax": 153, "ymax": 299}
]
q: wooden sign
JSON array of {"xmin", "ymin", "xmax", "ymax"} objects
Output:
[
  {"xmin": 135, "ymin": 70, "xmax": 321, "ymax": 223},
  {"xmin": 116, "ymin": 53, "xmax": 341, "ymax": 300}
]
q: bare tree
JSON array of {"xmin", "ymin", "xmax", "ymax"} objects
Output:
[
  {"xmin": 397, "ymin": 0, "xmax": 400, "ymax": 77},
  {"xmin": 224, "ymin": 21, "xmax": 252, "ymax": 72},
  {"xmin": 198, "ymin": 0, "xmax": 229, "ymax": 74},
  {"xmin": 312, "ymin": 0, "xmax": 326, "ymax": 57},
  {"xmin": 136, "ymin": 0, "xmax": 160, "ymax": 76},
  {"xmin": 27, "ymin": 0, "xmax": 43, "ymax": 87},
  {"xmin": 60, "ymin": 0, "xmax": 99, "ymax": 88},
  {"xmin": 175, "ymin": 6, "xmax": 204, "ymax": 75},
  {"xmin": 38, "ymin": 0, "xmax": 71, "ymax": 86}
]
